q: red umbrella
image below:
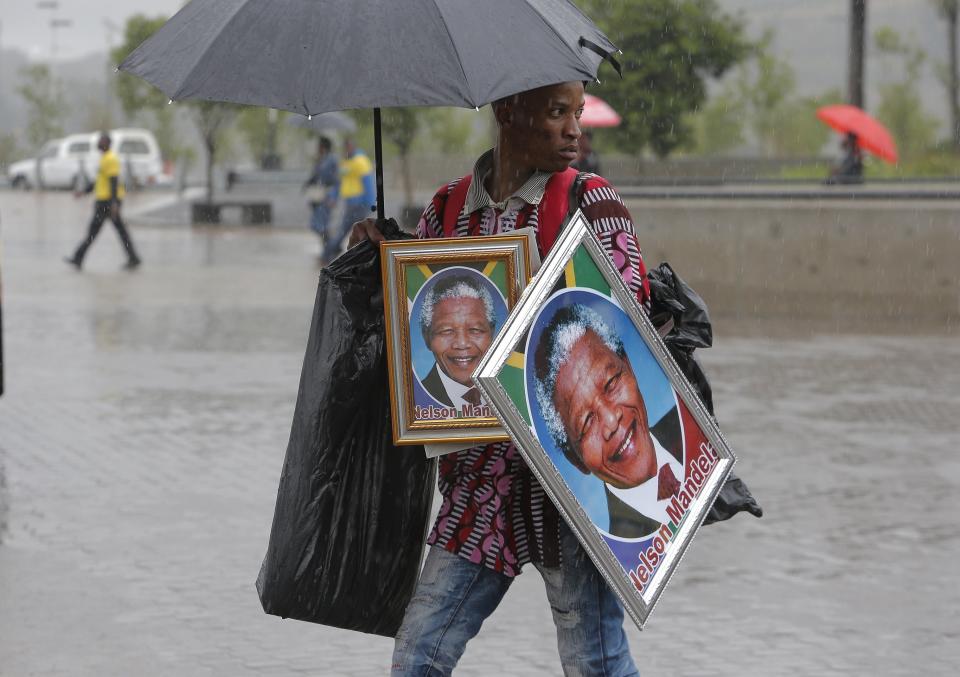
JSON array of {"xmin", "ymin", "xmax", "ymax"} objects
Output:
[
  {"xmin": 580, "ymin": 93, "xmax": 621, "ymax": 127},
  {"xmin": 816, "ymin": 104, "xmax": 899, "ymax": 164}
]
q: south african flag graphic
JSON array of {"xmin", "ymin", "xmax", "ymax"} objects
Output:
[{"xmin": 496, "ymin": 242, "xmax": 613, "ymax": 428}]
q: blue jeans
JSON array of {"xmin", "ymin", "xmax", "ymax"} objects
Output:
[
  {"xmin": 309, "ymin": 201, "xmax": 333, "ymax": 236},
  {"xmin": 391, "ymin": 522, "xmax": 638, "ymax": 676},
  {"xmin": 322, "ymin": 200, "xmax": 371, "ymax": 262}
]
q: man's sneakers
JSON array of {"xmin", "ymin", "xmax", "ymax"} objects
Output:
[{"xmin": 63, "ymin": 256, "xmax": 82, "ymax": 270}]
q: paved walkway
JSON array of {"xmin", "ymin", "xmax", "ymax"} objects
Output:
[{"xmin": 0, "ymin": 191, "xmax": 957, "ymax": 676}]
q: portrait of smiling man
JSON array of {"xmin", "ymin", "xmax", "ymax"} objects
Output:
[
  {"xmin": 417, "ymin": 273, "xmax": 498, "ymax": 412},
  {"xmin": 534, "ymin": 301, "xmax": 684, "ymax": 539}
]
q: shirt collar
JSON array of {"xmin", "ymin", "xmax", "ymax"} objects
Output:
[
  {"xmin": 436, "ymin": 364, "xmax": 472, "ymax": 405},
  {"xmin": 465, "ymin": 149, "xmax": 553, "ymax": 214},
  {"xmin": 605, "ymin": 436, "xmax": 684, "ymax": 521}
]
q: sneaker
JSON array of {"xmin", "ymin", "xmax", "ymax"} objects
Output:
[
  {"xmin": 123, "ymin": 257, "xmax": 142, "ymax": 270},
  {"xmin": 63, "ymin": 256, "xmax": 82, "ymax": 270}
]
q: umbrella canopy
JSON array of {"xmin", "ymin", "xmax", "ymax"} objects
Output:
[
  {"xmin": 580, "ymin": 93, "xmax": 621, "ymax": 127},
  {"xmin": 118, "ymin": 0, "xmax": 620, "ymax": 218},
  {"xmin": 120, "ymin": 0, "xmax": 617, "ymax": 114},
  {"xmin": 816, "ymin": 104, "xmax": 899, "ymax": 164},
  {"xmin": 287, "ymin": 111, "xmax": 357, "ymax": 134}
]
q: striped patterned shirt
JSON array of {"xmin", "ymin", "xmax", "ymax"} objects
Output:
[{"xmin": 417, "ymin": 153, "xmax": 650, "ymax": 576}]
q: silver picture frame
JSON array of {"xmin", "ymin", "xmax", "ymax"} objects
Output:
[
  {"xmin": 381, "ymin": 233, "xmax": 533, "ymax": 446},
  {"xmin": 474, "ymin": 211, "xmax": 736, "ymax": 629}
]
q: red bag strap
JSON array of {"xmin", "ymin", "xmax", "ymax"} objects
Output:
[
  {"xmin": 535, "ymin": 167, "xmax": 580, "ymax": 255},
  {"xmin": 441, "ymin": 175, "xmax": 473, "ymax": 237}
]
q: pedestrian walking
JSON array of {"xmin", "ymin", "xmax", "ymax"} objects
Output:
[
  {"xmin": 303, "ymin": 136, "xmax": 340, "ymax": 252},
  {"xmin": 352, "ymin": 80, "xmax": 649, "ymax": 676},
  {"xmin": 64, "ymin": 132, "xmax": 142, "ymax": 270},
  {"xmin": 824, "ymin": 131, "xmax": 865, "ymax": 185},
  {"xmin": 320, "ymin": 139, "xmax": 374, "ymax": 265}
]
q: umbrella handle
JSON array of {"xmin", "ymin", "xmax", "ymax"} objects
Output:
[{"xmin": 373, "ymin": 107, "xmax": 385, "ymax": 220}]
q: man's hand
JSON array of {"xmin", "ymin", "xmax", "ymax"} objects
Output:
[{"xmin": 348, "ymin": 218, "xmax": 385, "ymax": 248}]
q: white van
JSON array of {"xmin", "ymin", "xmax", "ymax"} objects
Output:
[
  {"xmin": 7, "ymin": 128, "xmax": 170, "ymax": 190},
  {"xmin": 111, "ymin": 128, "xmax": 170, "ymax": 188},
  {"xmin": 7, "ymin": 133, "xmax": 99, "ymax": 190}
]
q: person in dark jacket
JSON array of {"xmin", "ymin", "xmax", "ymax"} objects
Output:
[
  {"xmin": 303, "ymin": 136, "xmax": 339, "ymax": 248},
  {"xmin": 416, "ymin": 273, "xmax": 496, "ymax": 410},
  {"xmin": 825, "ymin": 132, "xmax": 864, "ymax": 185}
]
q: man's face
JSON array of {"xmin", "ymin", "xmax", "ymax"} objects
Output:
[
  {"xmin": 552, "ymin": 329, "xmax": 657, "ymax": 489},
  {"xmin": 98, "ymin": 136, "xmax": 110, "ymax": 152},
  {"xmin": 344, "ymin": 139, "xmax": 355, "ymax": 157},
  {"xmin": 503, "ymin": 81, "xmax": 584, "ymax": 173},
  {"xmin": 427, "ymin": 296, "xmax": 493, "ymax": 386}
]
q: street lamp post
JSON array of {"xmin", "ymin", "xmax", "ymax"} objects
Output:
[
  {"xmin": 36, "ymin": 1, "xmax": 71, "ymax": 62},
  {"xmin": 849, "ymin": 0, "xmax": 867, "ymax": 109}
]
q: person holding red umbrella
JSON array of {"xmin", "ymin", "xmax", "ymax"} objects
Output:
[
  {"xmin": 826, "ymin": 132, "xmax": 865, "ymax": 185},
  {"xmin": 817, "ymin": 104, "xmax": 899, "ymax": 185}
]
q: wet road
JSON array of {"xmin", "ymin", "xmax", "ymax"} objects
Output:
[{"xmin": 0, "ymin": 191, "xmax": 957, "ymax": 676}]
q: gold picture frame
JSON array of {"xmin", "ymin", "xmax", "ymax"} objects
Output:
[{"xmin": 381, "ymin": 233, "xmax": 533, "ymax": 446}]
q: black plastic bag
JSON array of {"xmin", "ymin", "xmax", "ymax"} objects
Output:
[
  {"xmin": 647, "ymin": 262, "xmax": 763, "ymax": 524},
  {"xmin": 256, "ymin": 219, "xmax": 436, "ymax": 637}
]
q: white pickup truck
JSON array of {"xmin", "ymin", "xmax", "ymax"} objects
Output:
[{"xmin": 7, "ymin": 128, "xmax": 170, "ymax": 190}]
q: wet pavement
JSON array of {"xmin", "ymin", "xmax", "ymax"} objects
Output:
[{"xmin": 0, "ymin": 190, "xmax": 957, "ymax": 676}]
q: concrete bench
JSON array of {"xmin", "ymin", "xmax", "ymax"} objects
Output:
[{"xmin": 192, "ymin": 201, "xmax": 272, "ymax": 225}]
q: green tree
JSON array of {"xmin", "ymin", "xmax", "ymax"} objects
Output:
[
  {"xmin": 684, "ymin": 90, "xmax": 745, "ymax": 155},
  {"xmin": 235, "ymin": 106, "xmax": 285, "ymax": 168},
  {"xmin": 381, "ymin": 108, "xmax": 420, "ymax": 207},
  {"xmin": 16, "ymin": 63, "xmax": 64, "ymax": 149},
  {"xmin": 685, "ymin": 33, "xmax": 837, "ymax": 158},
  {"xmin": 736, "ymin": 32, "xmax": 797, "ymax": 155},
  {"xmin": 112, "ymin": 14, "xmax": 239, "ymax": 202},
  {"xmin": 874, "ymin": 27, "xmax": 940, "ymax": 159},
  {"xmin": 421, "ymin": 108, "xmax": 475, "ymax": 155},
  {"xmin": 111, "ymin": 15, "xmax": 179, "ymax": 159},
  {"xmin": 931, "ymin": 0, "xmax": 959, "ymax": 147},
  {"xmin": 189, "ymin": 101, "xmax": 237, "ymax": 203},
  {"xmin": 578, "ymin": 0, "xmax": 751, "ymax": 157},
  {"xmin": 0, "ymin": 134, "xmax": 21, "ymax": 172},
  {"xmin": 774, "ymin": 89, "xmax": 843, "ymax": 157}
]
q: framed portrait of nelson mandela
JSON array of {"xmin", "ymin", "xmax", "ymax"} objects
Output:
[
  {"xmin": 381, "ymin": 233, "xmax": 533, "ymax": 446},
  {"xmin": 474, "ymin": 211, "xmax": 737, "ymax": 629}
]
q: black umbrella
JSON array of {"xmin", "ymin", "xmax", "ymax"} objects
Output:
[
  {"xmin": 119, "ymin": 0, "xmax": 620, "ymax": 219},
  {"xmin": 286, "ymin": 111, "xmax": 358, "ymax": 134}
]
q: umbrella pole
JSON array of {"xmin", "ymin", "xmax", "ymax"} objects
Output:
[{"xmin": 373, "ymin": 107, "xmax": 385, "ymax": 220}]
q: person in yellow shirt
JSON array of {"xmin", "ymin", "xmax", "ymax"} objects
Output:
[
  {"xmin": 320, "ymin": 138, "xmax": 375, "ymax": 264},
  {"xmin": 65, "ymin": 133, "xmax": 142, "ymax": 270}
]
